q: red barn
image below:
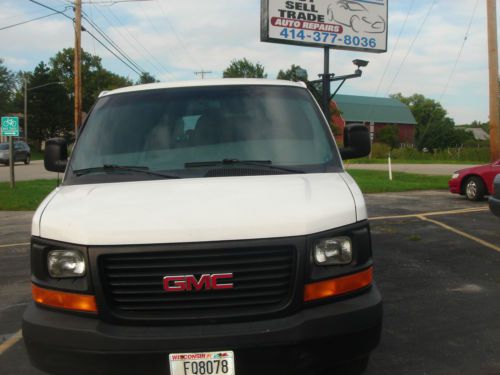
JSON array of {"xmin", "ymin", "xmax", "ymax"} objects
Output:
[{"xmin": 330, "ymin": 95, "xmax": 417, "ymax": 145}]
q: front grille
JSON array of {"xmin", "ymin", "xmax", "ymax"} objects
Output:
[{"xmin": 99, "ymin": 246, "xmax": 296, "ymax": 322}]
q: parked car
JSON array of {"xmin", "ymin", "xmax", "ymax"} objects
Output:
[
  {"xmin": 23, "ymin": 80, "xmax": 381, "ymax": 375},
  {"xmin": 489, "ymin": 174, "xmax": 500, "ymax": 217},
  {"xmin": 448, "ymin": 160, "xmax": 500, "ymax": 201},
  {"xmin": 0, "ymin": 141, "xmax": 31, "ymax": 165}
]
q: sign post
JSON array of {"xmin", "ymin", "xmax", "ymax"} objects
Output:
[
  {"xmin": 261, "ymin": 0, "xmax": 388, "ymax": 118},
  {"xmin": 1, "ymin": 116, "xmax": 20, "ymax": 188}
]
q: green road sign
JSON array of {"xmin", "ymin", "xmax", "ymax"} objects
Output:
[{"xmin": 1, "ymin": 117, "xmax": 20, "ymax": 137}]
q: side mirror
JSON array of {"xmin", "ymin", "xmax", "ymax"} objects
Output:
[
  {"xmin": 340, "ymin": 124, "xmax": 371, "ymax": 160},
  {"xmin": 44, "ymin": 138, "xmax": 68, "ymax": 173}
]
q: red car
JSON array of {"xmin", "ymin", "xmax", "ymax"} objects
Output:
[{"xmin": 449, "ymin": 160, "xmax": 500, "ymax": 201}]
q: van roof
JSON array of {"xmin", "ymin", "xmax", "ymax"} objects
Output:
[{"xmin": 99, "ymin": 79, "xmax": 307, "ymax": 98}]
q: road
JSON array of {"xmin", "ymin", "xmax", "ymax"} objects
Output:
[
  {"xmin": 346, "ymin": 163, "xmax": 474, "ymax": 176},
  {"xmin": 0, "ymin": 161, "xmax": 476, "ymax": 183},
  {"xmin": 0, "ymin": 160, "xmax": 58, "ymax": 183},
  {"xmin": 0, "ymin": 191, "xmax": 499, "ymax": 374}
]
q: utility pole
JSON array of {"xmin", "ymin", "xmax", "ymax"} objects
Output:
[
  {"xmin": 195, "ymin": 70, "xmax": 212, "ymax": 80},
  {"xmin": 487, "ymin": 0, "xmax": 500, "ymax": 161},
  {"xmin": 24, "ymin": 76, "xmax": 28, "ymax": 142},
  {"xmin": 74, "ymin": 0, "xmax": 83, "ymax": 138}
]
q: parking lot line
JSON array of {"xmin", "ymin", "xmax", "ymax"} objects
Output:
[
  {"xmin": 417, "ymin": 215, "xmax": 500, "ymax": 253},
  {"xmin": 0, "ymin": 330, "xmax": 22, "ymax": 356},
  {"xmin": 0, "ymin": 242, "xmax": 30, "ymax": 249},
  {"xmin": 370, "ymin": 207, "xmax": 489, "ymax": 221}
]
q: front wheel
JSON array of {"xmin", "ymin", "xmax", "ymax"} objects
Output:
[
  {"xmin": 24, "ymin": 155, "xmax": 30, "ymax": 165},
  {"xmin": 465, "ymin": 176, "xmax": 486, "ymax": 201}
]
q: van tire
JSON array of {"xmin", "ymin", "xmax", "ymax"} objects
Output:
[{"xmin": 24, "ymin": 155, "xmax": 30, "ymax": 165}]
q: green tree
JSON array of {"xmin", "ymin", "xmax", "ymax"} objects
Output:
[
  {"xmin": 390, "ymin": 93, "xmax": 471, "ymax": 150},
  {"xmin": 137, "ymin": 72, "xmax": 158, "ymax": 84},
  {"xmin": 378, "ymin": 125, "xmax": 399, "ymax": 150},
  {"xmin": 277, "ymin": 64, "xmax": 308, "ymax": 82},
  {"xmin": 223, "ymin": 58, "xmax": 267, "ymax": 78},
  {"xmin": 49, "ymin": 48, "xmax": 133, "ymax": 112},
  {"xmin": 25, "ymin": 62, "xmax": 72, "ymax": 147},
  {"xmin": 0, "ymin": 59, "xmax": 16, "ymax": 115}
]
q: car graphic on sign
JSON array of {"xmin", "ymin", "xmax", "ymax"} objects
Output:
[{"xmin": 327, "ymin": 0, "xmax": 386, "ymax": 34}]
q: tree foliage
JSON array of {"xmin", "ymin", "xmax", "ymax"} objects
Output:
[
  {"xmin": 277, "ymin": 64, "xmax": 308, "ymax": 82},
  {"xmin": 1, "ymin": 49, "xmax": 136, "ymax": 147},
  {"xmin": 223, "ymin": 58, "xmax": 267, "ymax": 78},
  {"xmin": 137, "ymin": 72, "xmax": 158, "ymax": 85},
  {"xmin": 378, "ymin": 125, "xmax": 399, "ymax": 150},
  {"xmin": 390, "ymin": 93, "xmax": 473, "ymax": 150},
  {"xmin": 0, "ymin": 59, "xmax": 16, "ymax": 115},
  {"xmin": 49, "ymin": 48, "xmax": 133, "ymax": 112}
]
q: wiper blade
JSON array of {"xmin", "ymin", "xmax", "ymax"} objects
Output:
[
  {"xmin": 73, "ymin": 165, "xmax": 181, "ymax": 179},
  {"xmin": 185, "ymin": 159, "xmax": 305, "ymax": 174}
]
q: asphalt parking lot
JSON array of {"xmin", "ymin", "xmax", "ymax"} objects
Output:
[{"xmin": 0, "ymin": 191, "xmax": 499, "ymax": 375}]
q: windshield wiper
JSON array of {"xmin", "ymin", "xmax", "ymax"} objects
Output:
[
  {"xmin": 185, "ymin": 159, "xmax": 305, "ymax": 174},
  {"xmin": 73, "ymin": 165, "xmax": 181, "ymax": 179}
]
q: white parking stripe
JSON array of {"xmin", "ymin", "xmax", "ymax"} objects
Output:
[
  {"xmin": 0, "ymin": 242, "xmax": 29, "ymax": 249},
  {"xmin": 0, "ymin": 330, "xmax": 22, "ymax": 355}
]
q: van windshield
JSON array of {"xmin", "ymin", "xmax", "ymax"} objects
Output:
[{"xmin": 66, "ymin": 85, "xmax": 341, "ymax": 184}]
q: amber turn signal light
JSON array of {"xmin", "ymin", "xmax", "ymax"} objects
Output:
[
  {"xmin": 304, "ymin": 267, "xmax": 373, "ymax": 302},
  {"xmin": 32, "ymin": 284, "xmax": 98, "ymax": 313}
]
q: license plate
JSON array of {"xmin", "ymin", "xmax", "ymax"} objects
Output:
[{"xmin": 169, "ymin": 351, "xmax": 235, "ymax": 375}]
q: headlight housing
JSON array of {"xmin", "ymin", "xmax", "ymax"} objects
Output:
[
  {"xmin": 314, "ymin": 237, "xmax": 352, "ymax": 265},
  {"xmin": 47, "ymin": 250, "xmax": 86, "ymax": 278},
  {"xmin": 451, "ymin": 172, "xmax": 459, "ymax": 179}
]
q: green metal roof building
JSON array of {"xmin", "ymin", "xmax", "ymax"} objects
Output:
[{"xmin": 331, "ymin": 94, "xmax": 417, "ymax": 144}]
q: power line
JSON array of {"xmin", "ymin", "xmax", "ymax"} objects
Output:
[
  {"xmin": 155, "ymin": 0, "xmax": 202, "ymax": 70},
  {"xmin": 105, "ymin": 5, "xmax": 176, "ymax": 79},
  {"xmin": 416, "ymin": 0, "xmax": 481, "ymax": 148},
  {"xmin": 439, "ymin": 0, "xmax": 480, "ymax": 100},
  {"xmin": 386, "ymin": 0, "xmax": 437, "ymax": 95},
  {"xmin": 29, "ymin": 0, "xmax": 143, "ymax": 76},
  {"xmin": 82, "ymin": 12, "xmax": 146, "ymax": 73},
  {"xmin": 0, "ymin": 11, "xmax": 64, "ymax": 31},
  {"xmin": 83, "ymin": 27, "xmax": 142, "ymax": 75},
  {"xmin": 374, "ymin": 0, "xmax": 415, "ymax": 96},
  {"xmin": 28, "ymin": 0, "xmax": 74, "ymax": 21},
  {"xmin": 91, "ymin": 4, "xmax": 163, "ymax": 76}
]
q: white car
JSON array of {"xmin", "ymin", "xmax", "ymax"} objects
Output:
[{"xmin": 327, "ymin": 0, "xmax": 386, "ymax": 34}]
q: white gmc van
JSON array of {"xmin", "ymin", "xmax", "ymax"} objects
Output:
[{"xmin": 23, "ymin": 79, "xmax": 382, "ymax": 375}]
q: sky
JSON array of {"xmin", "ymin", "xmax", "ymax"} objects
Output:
[{"xmin": 0, "ymin": 0, "xmax": 497, "ymax": 124}]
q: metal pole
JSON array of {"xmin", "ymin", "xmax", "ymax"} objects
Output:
[
  {"xmin": 8, "ymin": 136, "xmax": 14, "ymax": 188},
  {"xmin": 487, "ymin": 0, "xmax": 500, "ymax": 161},
  {"xmin": 74, "ymin": 0, "xmax": 82, "ymax": 138},
  {"xmin": 322, "ymin": 47, "xmax": 331, "ymax": 120},
  {"xmin": 24, "ymin": 77, "xmax": 28, "ymax": 142}
]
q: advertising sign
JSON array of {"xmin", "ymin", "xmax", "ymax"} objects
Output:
[{"xmin": 261, "ymin": 0, "xmax": 388, "ymax": 53}]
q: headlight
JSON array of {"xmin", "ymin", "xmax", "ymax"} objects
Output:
[
  {"xmin": 47, "ymin": 250, "xmax": 86, "ymax": 278},
  {"xmin": 451, "ymin": 173, "xmax": 459, "ymax": 179},
  {"xmin": 314, "ymin": 237, "xmax": 352, "ymax": 265}
]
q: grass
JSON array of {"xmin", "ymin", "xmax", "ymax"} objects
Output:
[
  {"xmin": 31, "ymin": 151, "xmax": 44, "ymax": 161},
  {"xmin": 348, "ymin": 169, "xmax": 449, "ymax": 194},
  {"xmin": 347, "ymin": 158, "xmax": 480, "ymax": 165},
  {"xmin": 0, "ymin": 179, "xmax": 58, "ymax": 210},
  {"xmin": 0, "ymin": 170, "xmax": 450, "ymax": 211}
]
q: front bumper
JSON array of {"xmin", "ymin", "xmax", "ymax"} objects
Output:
[
  {"xmin": 448, "ymin": 178, "xmax": 461, "ymax": 194},
  {"xmin": 23, "ymin": 286, "xmax": 382, "ymax": 375}
]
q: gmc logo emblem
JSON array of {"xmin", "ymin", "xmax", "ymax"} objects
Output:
[{"xmin": 163, "ymin": 273, "xmax": 234, "ymax": 292}]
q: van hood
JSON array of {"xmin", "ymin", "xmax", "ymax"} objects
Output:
[{"xmin": 34, "ymin": 173, "xmax": 365, "ymax": 245}]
